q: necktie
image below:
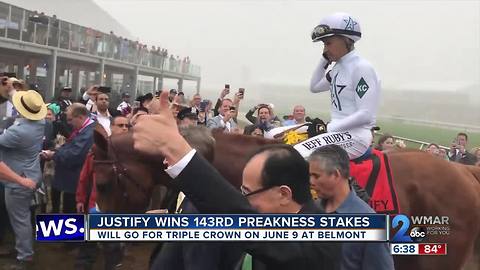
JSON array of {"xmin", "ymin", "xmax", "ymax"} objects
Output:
[{"xmin": 241, "ymin": 253, "xmax": 252, "ymax": 270}]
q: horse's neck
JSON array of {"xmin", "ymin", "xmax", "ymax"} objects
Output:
[
  {"xmin": 211, "ymin": 132, "xmax": 280, "ymax": 188},
  {"xmin": 212, "ymin": 131, "xmax": 281, "ymax": 147}
]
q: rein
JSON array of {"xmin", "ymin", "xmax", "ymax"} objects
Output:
[{"xmin": 93, "ymin": 137, "xmax": 152, "ymax": 200}]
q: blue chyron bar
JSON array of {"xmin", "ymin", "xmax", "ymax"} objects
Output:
[{"xmin": 36, "ymin": 214, "xmax": 86, "ymax": 241}]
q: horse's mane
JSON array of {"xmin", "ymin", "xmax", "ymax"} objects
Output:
[{"xmin": 211, "ymin": 129, "xmax": 283, "ymax": 145}]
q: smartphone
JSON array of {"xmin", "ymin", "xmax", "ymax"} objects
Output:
[
  {"xmin": 238, "ymin": 88, "xmax": 245, "ymax": 94},
  {"xmin": 133, "ymin": 101, "xmax": 141, "ymax": 109},
  {"xmin": 225, "ymin": 84, "xmax": 230, "ymax": 89},
  {"xmin": 199, "ymin": 100, "xmax": 208, "ymax": 112},
  {"xmin": 98, "ymin": 86, "xmax": 111, "ymax": 93}
]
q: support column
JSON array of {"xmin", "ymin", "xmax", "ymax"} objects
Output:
[
  {"xmin": 47, "ymin": 50, "xmax": 57, "ymax": 101},
  {"xmin": 17, "ymin": 58, "xmax": 26, "ymax": 80},
  {"xmin": 132, "ymin": 66, "xmax": 139, "ymax": 97},
  {"xmin": 105, "ymin": 71, "xmax": 113, "ymax": 87},
  {"xmin": 177, "ymin": 77, "xmax": 184, "ymax": 92},
  {"xmin": 85, "ymin": 71, "xmax": 90, "ymax": 86},
  {"xmin": 99, "ymin": 58, "xmax": 105, "ymax": 85},
  {"xmin": 158, "ymin": 75, "xmax": 164, "ymax": 91},
  {"xmin": 72, "ymin": 67, "xmax": 80, "ymax": 97},
  {"xmin": 196, "ymin": 78, "xmax": 201, "ymax": 94},
  {"xmin": 153, "ymin": 76, "xmax": 158, "ymax": 91}
]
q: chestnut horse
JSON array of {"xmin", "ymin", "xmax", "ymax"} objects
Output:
[{"xmin": 92, "ymin": 128, "xmax": 480, "ymax": 270}]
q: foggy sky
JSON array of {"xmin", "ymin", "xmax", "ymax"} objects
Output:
[{"xmin": 94, "ymin": 0, "xmax": 479, "ymax": 92}]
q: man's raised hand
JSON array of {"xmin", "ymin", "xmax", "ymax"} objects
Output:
[{"xmin": 133, "ymin": 91, "xmax": 192, "ymax": 166}]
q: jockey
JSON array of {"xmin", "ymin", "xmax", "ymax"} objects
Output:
[{"xmin": 294, "ymin": 12, "xmax": 380, "ymax": 159}]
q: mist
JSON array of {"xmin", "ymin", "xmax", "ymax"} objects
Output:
[{"xmin": 94, "ymin": 0, "xmax": 479, "ymax": 92}]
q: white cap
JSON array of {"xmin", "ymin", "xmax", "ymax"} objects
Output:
[{"xmin": 311, "ymin": 12, "xmax": 362, "ymax": 43}]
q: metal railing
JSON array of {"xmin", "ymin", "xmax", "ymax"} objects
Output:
[
  {"xmin": 375, "ymin": 132, "xmax": 449, "ymax": 150},
  {"xmin": 0, "ymin": 1, "xmax": 200, "ymax": 77}
]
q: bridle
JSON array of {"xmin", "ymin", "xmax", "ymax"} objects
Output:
[{"xmin": 93, "ymin": 137, "xmax": 151, "ymax": 200}]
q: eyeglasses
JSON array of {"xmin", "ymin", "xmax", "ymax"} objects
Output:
[{"xmin": 240, "ymin": 185, "xmax": 275, "ymax": 197}]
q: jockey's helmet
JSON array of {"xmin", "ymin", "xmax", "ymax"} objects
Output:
[{"xmin": 311, "ymin": 12, "xmax": 362, "ymax": 43}]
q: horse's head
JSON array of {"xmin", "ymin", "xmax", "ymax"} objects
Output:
[{"xmin": 93, "ymin": 128, "xmax": 168, "ymax": 213}]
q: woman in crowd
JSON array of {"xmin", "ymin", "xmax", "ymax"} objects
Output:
[{"xmin": 375, "ymin": 134, "xmax": 395, "ymax": 152}]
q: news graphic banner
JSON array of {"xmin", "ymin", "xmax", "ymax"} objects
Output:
[
  {"xmin": 36, "ymin": 214, "xmax": 86, "ymax": 241},
  {"xmin": 88, "ymin": 214, "xmax": 387, "ymax": 241},
  {"xmin": 389, "ymin": 214, "xmax": 449, "ymax": 255},
  {"xmin": 36, "ymin": 214, "xmax": 388, "ymax": 242}
]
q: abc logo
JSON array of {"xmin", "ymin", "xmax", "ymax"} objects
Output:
[
  {"xmin": 392, "ymin": 214, "xmax": 425, "ymax": 243},
  {"xmin": 409, "ymin": 227, "xmax": 426, "ymax": 242}
]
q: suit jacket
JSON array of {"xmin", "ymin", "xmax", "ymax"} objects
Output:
[
  {"xmin": 52, "ymin": 122, "xmax": 94, "ymax": 193},
  {"xmin": 150, "ymin": 197, "xmax": 242, "ymax": 270},
  {"xmin": 449, "ymin": 150, "xmax": 477, "ymax": 165},
  {"xmin": 174, "ymin": 153, "xmax": 342, "ymax": 270},
  {"xmin": 0, "ymin": 118, "xmax": 45, "ymax": 189},
  {"xmin": 206, "ymin": 115, "xmax": 237, "ymax": 131}
]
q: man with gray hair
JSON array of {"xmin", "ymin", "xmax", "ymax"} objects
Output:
[
  {"xmin": 42, "ymin": 103, "xmax": 95, "ymax": 214},
  {"xmin": 308, "ymin": 144, "xmax": 394, "ymax": 270}
]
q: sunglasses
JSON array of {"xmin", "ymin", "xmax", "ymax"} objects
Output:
[{"xmin": 240, "ymin": 185, "xmax": 275, "ymax": 197}]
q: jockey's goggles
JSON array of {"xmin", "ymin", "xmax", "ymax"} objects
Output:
[{"xmin": 311, "ymin": 24, "xmax": 361, "ymax": 42}]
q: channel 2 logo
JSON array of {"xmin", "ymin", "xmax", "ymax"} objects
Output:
[
  {"xmin": 36, "ymin": 214, "xmax": 85, "ymax": 241},
  {"xmin": 391, "ymin": 214, "xmax": 426, "ymax": 243}
]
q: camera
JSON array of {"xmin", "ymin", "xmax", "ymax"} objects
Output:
[
  {"xmin": 97, "ymin": 86, "xmax": 111, "ymax": 93},
  {"xmin": 199, "ymin": 100, "xmax": 209, "ymax": 112}
]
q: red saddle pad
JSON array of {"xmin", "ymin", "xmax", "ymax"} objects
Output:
[{"xmin": 350, "ymin": 149, "xmax": 401, "ymax": 214}]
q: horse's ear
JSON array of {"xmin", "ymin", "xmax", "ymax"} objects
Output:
[{"xmin": 94, "ymin": 124, "xmax": 108, "ymax": 154}]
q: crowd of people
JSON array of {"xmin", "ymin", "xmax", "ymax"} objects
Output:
[
  {"xmin": 374, "ymin": 132, "xmax": 479, "ymax": 166},
  {"xmin": 0, "ymin": 10, "xmax": 479, "ymax": 270},
  {"xmin": 1, "ymin": 74, "xmax": 478, "ymax": 270},
  {"xmin": 2, "ymin": 7, "xmax": 193, "ymax": 74}
]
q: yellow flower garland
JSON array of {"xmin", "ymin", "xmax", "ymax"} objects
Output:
[{"xmin": 283, "ymin": 130, "xmax": 309, "ymax": 145}]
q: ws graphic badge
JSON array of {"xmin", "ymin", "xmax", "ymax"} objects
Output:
[
  {"xmin": 391, "ymin": 214, "xmax": 450, "ymax": 243},
  {"xmin": 36, "ymin": 214, "xmax": 86, "ymax": 241}
]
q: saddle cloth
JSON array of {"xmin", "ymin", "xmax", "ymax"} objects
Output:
[{"xmin": 350, "ymin": 149, "xmax": 401, "ymax": 214}]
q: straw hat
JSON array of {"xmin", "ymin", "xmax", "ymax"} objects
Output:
[{"xmin": 12, "ymin": 90, "xmax": 47, "ymax": 120}]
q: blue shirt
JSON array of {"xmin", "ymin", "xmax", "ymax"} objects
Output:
[
  {"xmin": 335, "ymin": 190, "xmax": 395, "ymax": 270},
  {"xmin": 282, "ymin": 119, "xmax": 301, "ymax": 126}
]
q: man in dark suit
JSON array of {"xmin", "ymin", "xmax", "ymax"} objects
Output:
[
  {"xmin": 448, "ymin": 132, "xmax": 477, "ymax": 165},
  {"xmin": 150, "ymin": 126, "xmax": 242, "ymax": 270},
  {"xmin": 133, "ymin": 91, "xmax": 341, "ymax": 270},
  {"xmin": 42, "ymin": 103, "xmax": 95, "ymax": 213}
]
